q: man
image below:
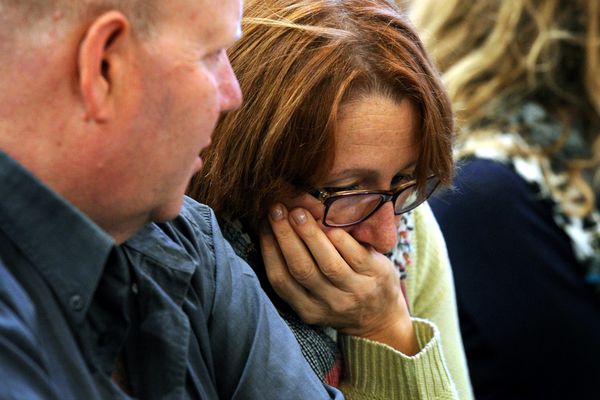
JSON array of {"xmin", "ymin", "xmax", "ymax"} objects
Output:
[{"xmin": 0, "ymin": 1, "xmax": 342, "ymax": 398}]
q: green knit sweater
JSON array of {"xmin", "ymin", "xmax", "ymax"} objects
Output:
[{"xmin": 338, "ymin": 203, "xmax": 473, "ymax": 400}]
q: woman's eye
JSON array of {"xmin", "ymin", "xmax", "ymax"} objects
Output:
[
  {"xmin": 323, "ymin": 184, "xmax": 360, "ymax": 193},
  {"xmin": 392, "ymin": 174, "xmax": 414, "ymax": 186}
]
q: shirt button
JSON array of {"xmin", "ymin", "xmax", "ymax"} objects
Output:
[{"xmin": 69, "ymin": 294, "xmax": 84, "ymax": 311}]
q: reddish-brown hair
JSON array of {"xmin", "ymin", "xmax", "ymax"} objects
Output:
[{"xmin": 188, "ymin": 0, "xmax": 454, "ymax": 227}]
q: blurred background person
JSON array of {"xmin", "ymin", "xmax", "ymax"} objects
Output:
[
  {"xmin": 189, "ymin": 0, "xmax": 473, "ymax": 398},
  {"xmin": 409, "ymin": 0, "xmax": 600, "ymax": 399}
]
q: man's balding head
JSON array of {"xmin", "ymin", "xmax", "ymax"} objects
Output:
[
  {"xmin": 0, "ymin": 0, "xmax": 242, "ymax": 243},
  {"xmin": 1, "ymin": 0, "xmax": 160, "ymax": 36}
]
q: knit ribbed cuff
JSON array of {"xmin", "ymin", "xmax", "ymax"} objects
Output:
[{"xmin": 339, "ymin": 318, "xmax": 458, "ymax": 400}]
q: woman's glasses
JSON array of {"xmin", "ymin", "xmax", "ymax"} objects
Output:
[{"xmin": 307, "ymin": 175, "xmax": 440, "ymax": 227}]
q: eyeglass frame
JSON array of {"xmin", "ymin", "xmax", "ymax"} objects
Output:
[{"xmin": 305, "ymin": 175, "xmax": 440, "ymax": 228}]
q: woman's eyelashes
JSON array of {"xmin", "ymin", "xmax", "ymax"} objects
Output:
[
  {"xmin": 391, "ymin": 173, "xmax": 415, "ymax": 188},
  {"xmin": 321, "ymin": 173, "xmax": 415, "ymax": 193},
  {"xmin": 322, "ymin": 183, "xmax": 360, "ymax": 193},
  {"xmin": 321, "ymin": 174, "xmax": 415, "ymax": 193}
]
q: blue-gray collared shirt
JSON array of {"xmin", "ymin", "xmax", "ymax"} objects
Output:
[{"xmin": 0, "ymin": 151, "xmax": 342, "ymax": 399}]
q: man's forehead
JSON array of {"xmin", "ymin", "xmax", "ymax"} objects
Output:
[
  {"xmin": 187, "ymin": 0, "xmax": 242, "ymax": 19},
  {"xmin": 177, "ymin": 0, "xmax": 242, "ymax": 41}
]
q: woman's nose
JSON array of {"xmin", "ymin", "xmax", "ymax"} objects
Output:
[{"xmin": 349, "ymin": 201, "xmax": 398, "ymax": 253}]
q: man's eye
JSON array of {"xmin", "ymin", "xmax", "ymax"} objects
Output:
[{"xmin": 205, "ymin": 49, "xmax": 224, "ymax": 63}]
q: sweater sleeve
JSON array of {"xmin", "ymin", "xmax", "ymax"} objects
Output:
[
  {"xmin": 407, "ymin": 202, "xmax": 474, "ymax": 400},
  {"xmin": 338, "ymin": 318, "xmax": 458, "ymax": 400}
]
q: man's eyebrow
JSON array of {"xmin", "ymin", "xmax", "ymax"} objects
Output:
[
  {"xmin": 222, "ymin": 26, "xmax": 242, "ymax": 50},
  {"xmin": 234, "ymin": 24, "xmax": 243, "ymax": 41}
]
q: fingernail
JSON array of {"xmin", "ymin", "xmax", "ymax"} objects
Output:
[
  {"xmin": 270, "ymin": 205, "xmax": 284, "ymax": 221},
  {"xmin": 291, "ymin": 209, "xmax": 307, "ymax": 225}
]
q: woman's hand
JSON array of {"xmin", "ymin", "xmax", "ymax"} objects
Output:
[{"xmin": 260, "ymin": 203, "xmax": 418, "ymax": 355}]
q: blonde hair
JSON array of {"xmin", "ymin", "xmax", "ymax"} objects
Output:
[
  {"xmin": 188, "ymin": 0, "xmax": 453, "ymax": 227},
  {"xmin": 411, "ymin": 0, "xmax": 600, "ymax": 217}
]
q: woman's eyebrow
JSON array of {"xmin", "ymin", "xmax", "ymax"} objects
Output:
[
  {"xmin": 326, "ymin": 159, "xmax": 419, "ymax": 182},
  {"xmin": 322, "ymin": 168, "xmax": 375, "ymax": 184},
  {"xmin": 398, "ymin": 161, "xmax": 417, "ymax": 174}
]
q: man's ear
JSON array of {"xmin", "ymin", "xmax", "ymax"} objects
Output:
[{"xmin": 78, "ymin": 11, "xmax": 130, "ymax": 122}]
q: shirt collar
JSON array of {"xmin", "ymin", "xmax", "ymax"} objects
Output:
[
  {"xmin": 123, "ymin": 221, "xmax": 196, "ymax": 307},
  {"xmin": 0, "ymin": 151, "xmax": 115, "ymax": 324}
]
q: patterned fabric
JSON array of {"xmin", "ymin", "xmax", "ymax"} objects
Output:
[
  {"xmin": 462, "ymin": 101, "xmax": 600, "ymax": 291},
  {"xmin": 390, "ymin": 213, "xmax": 414, "ymax": 278},
  {"xmin": 219, "ymin": 213, "xmax": 416, "ymax": 385},
  {"xmin": 389, "ymin": 213, "xmax": 415, "ymax": 310}
]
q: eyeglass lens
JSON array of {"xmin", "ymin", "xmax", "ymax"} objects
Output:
[
  {"xmin": 394, "ymin": 186, "xmax": 419, "ymax": 213},
  {"xmin": 325, "ymin": 177, "xmax": 439, "ymax": 226},
  {"xmin": 326, "ymin": 194, "xmax": 384, "ymax": 226}
]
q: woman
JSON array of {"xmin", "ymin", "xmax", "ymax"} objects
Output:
[
  {"xmin": 410, "ymin": 1, "xmax": 600, "ymax": 398},
  {"xmin": 189, "ymin": 0, "xmax": 472, "ymax": 398}
]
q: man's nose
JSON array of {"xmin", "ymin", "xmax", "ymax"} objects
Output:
[{"xmin": 219, "ymin": 56, "xmax": 243, "ymax": 112}]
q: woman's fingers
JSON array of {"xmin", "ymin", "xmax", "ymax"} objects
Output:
[
  {"xmin": 285, "ymin": 207, "xmax": 359, "ymax": 290},
  {"xmin": 283, "ymin": 206, "xmax": 410, "ymax": 337},
  {"xmin": 267, "ymin": 204, "xmax": 340, "ymax": 294},
  {"xmin": 325, "ymin": 228, "xmax": 391, "ymax": 276},
  {"xmin": 259, "ymin": 223, "xmax": 309, "ymax": 305},
  {"xmin": 260, "ymin": 222, "xmax": 344, "ymax": 325},
  {"xmin": 262, "ymin": 204, "xmax": 410, "ymax": 335}
]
